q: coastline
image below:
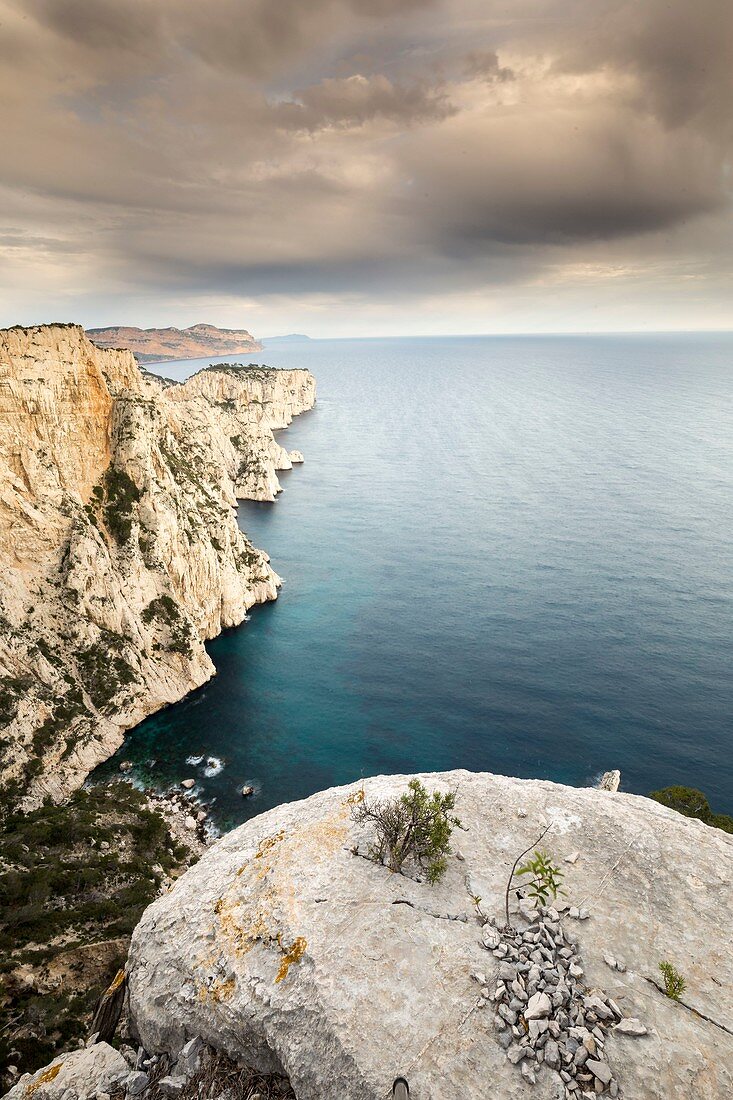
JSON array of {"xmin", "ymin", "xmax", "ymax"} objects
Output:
[{"xmin": 0, "ymin": 324, "xmax": 316, "ymax": 811}]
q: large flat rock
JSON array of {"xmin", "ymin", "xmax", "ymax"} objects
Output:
[{"xmin": 128, "ymin": 771, "xmax": 733, "ymax": 1099}]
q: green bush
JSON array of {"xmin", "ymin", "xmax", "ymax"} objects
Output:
[
  {"xmin": 0, "ymin": 783, "xmax": 195, "ymax": 1076},
  {"xmin": 77, "ymin": 641, "xmax": 137, "ymax": 712},
  {"xmin": 100, "ymin": 466, "xmax": 140, "ymax": 544},
  {"xmin": 141, "ymin": 594, "xmax": 180, "ymax": 625},
  {"xmin": 648, "ymin": 786, "xmax": 733, "ymax": 834},
  {"xmin": 352, "ymin": 779, "xmax": 461, "ymax": 884},
  {"xmin": 515, "ymin": 849, "xmax": 564, "ymax": 907}
]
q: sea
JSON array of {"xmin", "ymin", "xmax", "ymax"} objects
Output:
[{"xmin": 93, "ymin": 333, "xmax": 733, "ymax": 829}]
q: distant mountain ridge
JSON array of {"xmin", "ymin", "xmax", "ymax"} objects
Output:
[
  {"xmin": 87, "ymin": 322, "xmax": 262, "ymax": 363},
  {"xmin": 263, "ymin": 333, "xmax": 312, "ymax": 344}
]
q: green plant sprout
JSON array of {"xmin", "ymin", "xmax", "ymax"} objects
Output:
[
  {"xmin": 504, "ymin": 824, "xmax": 564, "ymax": 927},
  {"xmin": 659, "ymin": 960, "xmax": 686, "ymax": 1001}
]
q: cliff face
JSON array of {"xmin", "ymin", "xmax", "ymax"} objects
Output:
[
  {"xmin": 86, "ymin": 323, "xmax": 262, "ymax": 363},
  {"xmin": 0, "ymin": 324, "xmax": 315, "ymax": 808},
  {"xmin": 171, "ymin": 365, "xmax": 315, "ymax": 501},
  {"xmin": 127, "ymin": 770, "xmax": 733, "ymax": 1100}
]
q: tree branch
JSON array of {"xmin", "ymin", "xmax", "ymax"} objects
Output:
[{"xmin": 504, "ymin": 823, "xmax": 552, "ymax": 929}]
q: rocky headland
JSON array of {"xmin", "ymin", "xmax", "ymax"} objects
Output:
[
  {"xmin": 86, "ymin": 324, "xmax": 262, "ymax": 364},
  {"xmin": 8, "ymin": 770, "xmax": 732, "ymax": 1099},
  {"xmin": 0, "ymin": 323, "xmax": 315, "ymax": 809}
]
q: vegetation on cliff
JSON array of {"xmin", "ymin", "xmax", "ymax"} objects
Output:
[
  {"xmin": 0, "ymin": 783, "xmax": 194, "ymax": 1075},
  {"xmin": 648, "ymin": 785, "xmax": 733, "ymax": 833}
]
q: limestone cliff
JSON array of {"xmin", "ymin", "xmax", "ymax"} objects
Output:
[
  {"xmin": 86, "ymin": 323, "xmax": 262, "ymax": 363},
  {"xmin": 0, "ymin": 324, "xmax": 315, "ymax": 809},
  {"xmin": 127, "ymin": 771, "xmax": 733, "ymax": 1100}
]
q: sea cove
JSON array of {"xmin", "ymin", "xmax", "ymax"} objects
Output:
[{"xmin": 96, "ymin": 333, "xmax": 733, "ymax": 828}]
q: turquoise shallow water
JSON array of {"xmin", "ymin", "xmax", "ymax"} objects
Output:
[{"xmin": 94, "ymin": 334, "xmax": 733, "ymax": 829}]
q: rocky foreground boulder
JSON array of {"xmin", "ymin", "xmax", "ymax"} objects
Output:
[{"xmin": 126, "ymin": 771, "xmax": 733, "ymax": 1099}]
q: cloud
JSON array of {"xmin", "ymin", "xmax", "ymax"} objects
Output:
[
  {"xmin": 463, "ymin": 50, "xmax": 514, "ymax": 83},
  {"xmin": 0, "ymin": 0, "xmax": 730, "ymax": 330},
  {"xmin": 398, "ymin": 89, "xmax": 727, "ymax": 249},
  {"xmin": 272, "ymin": 73, "xmax": 456, "ymax": 131},
  {"xmin": 551, "ymin": 0, "xmax": 733, "ymax": 140}
]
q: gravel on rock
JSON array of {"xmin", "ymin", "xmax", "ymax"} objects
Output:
[{"xmin": 483, "ymin": 905, "xmax": 644, "ymax": 1097}]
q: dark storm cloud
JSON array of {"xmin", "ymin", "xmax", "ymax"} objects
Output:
[
  {"xmin": 0, "ymin": 0, "xmax": 730, "ymax": 324},
  {"xmin": 28, "ymin": 0, "xmax": 159, "ymax": 52},
  {"xmin": 399, "ymin": 104, "xmax": 727, "ymax": 248},
  {"xmin": 552, "ymin": 0, "xmax": 733, "ymax": 138},
  {"xmin": 463, "ymin": 50, "xmax": 514, "ymax": 83}
]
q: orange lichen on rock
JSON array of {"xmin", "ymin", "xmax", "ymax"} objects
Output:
[
  {"xmin": 26, "ymin": 1063, "xmax": 62, "ymax": 1096},
  {"xmin": 275, "ymin": 937, "xmax": 307, "ymax": 984},
  {"xmin": 255, "ymin": 830, "xmax": 286, "ymax": 859},
  {"xmin": 199, "ymin": 977, "xmax": 236, "ymax": 1003},
  {"xmin": 106, "ymin": 968, "xmax": 125, "ymax": 994}
]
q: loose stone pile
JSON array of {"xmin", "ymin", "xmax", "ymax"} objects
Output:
[{"xmin": 474, "ymin": 904, "xmax": 647, "ymax": 1097}]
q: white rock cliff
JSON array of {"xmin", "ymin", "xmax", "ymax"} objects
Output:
[
  {"xmin": 0, "ymin": 324, "xmax": 315, "ymax": 807},
  {"xmin": 128, "ymin": 770, "xmax": 733, "ymax": 1100}
]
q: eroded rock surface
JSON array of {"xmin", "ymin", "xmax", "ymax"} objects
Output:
[
  {"xmin": 128, "ymin": 770, "xmax": 733, "ymax": 1100},
  {"xmin": 0, "ymin": 324, "xmax": 314, "ymax": 807}
]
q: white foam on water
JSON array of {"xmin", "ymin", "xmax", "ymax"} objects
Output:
[{"xmin": 204, "ymin": 757, "xmax": 225, "ymax": 777}]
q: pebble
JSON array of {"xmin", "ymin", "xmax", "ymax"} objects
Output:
[
  {"xmin": 157, "ymin": 1077, "xmax": 187, "ymax": 1097},
  {"xmin": 521, "ymin": 1061, "xmax": 537, "ymax": 1085},
  {"xmin": 564, "ymin": 851, "xmax": 580, "ymax": 864},
  {"xmin": 544, "ymin": 1039, "xmax": 560, "ymax": 1069},
  {"xmin": 525, "ymin": 992, "xmax": 552, "ymax": 1019},
  {"xmin": 181, "ymin": 778, "xmax": 195, "ymax": 789},
  {"xmin": 482, "ymin": 926, "xmax": 502, "ymax": 949},
  {"xmin": 614, "ymin": 1017, "xmax": 647, "ymax": 1037},
  {"xmin": 587, "ymin": 1059, "xmax": 612, "ymax": 1086},
  {"xmin": 125, "ymin": 1071, "xmax": 149, "ymax": 1096},
  {"xmin": 241, "ymin": 785, "xmax": 255, "ymax": 797}
]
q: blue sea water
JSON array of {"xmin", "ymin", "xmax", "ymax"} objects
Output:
[{"xmin": 94, "ymin": 334, "xmax": 733, "ymax": 828}]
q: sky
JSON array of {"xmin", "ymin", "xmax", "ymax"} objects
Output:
[{"xmin": 0, "ymin": 0, "xmax": 731, "ymax": 337}]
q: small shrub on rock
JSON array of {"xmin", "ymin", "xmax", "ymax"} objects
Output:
[
  {"xmin": 659, "ymin": 960, "xmax": 686, "ymax": 1001},
  {"xmin": 352, "ymin": 779, "xmax": 462, "ymax": 884},
  {"xmin": 504, "ymin": 825, "xmax": 564, "ymax": 927},
  {"xmin": 515, "ymin": 848, "xmax": 564, "ymax": 907}
]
